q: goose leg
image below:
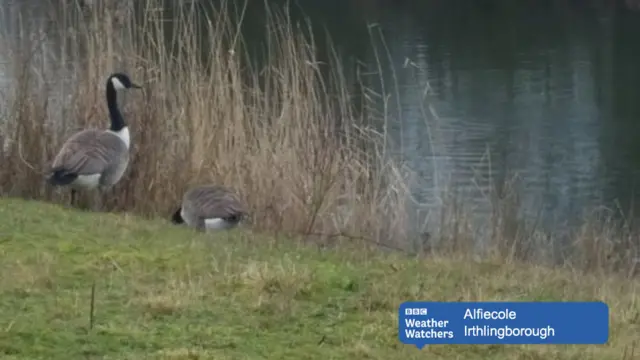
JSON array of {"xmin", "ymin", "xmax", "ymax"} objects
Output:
[
  {"xmin": 70, "ymin": 189, "xmax": 77, "ymax": 208},
  {"xmin": 196, "ymin": 219, "xmax": 207, "ymax": 233},
  {"xmin": 94, "ymin": 191, "xmax": 104, "ymax": 212}
]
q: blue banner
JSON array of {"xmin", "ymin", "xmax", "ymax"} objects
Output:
[{"xmin": 399, "ymin": 301, "xmax": 608, "ymax": 348}]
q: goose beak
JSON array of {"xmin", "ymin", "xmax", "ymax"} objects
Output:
[{"xmin": 131, "ymin": 83, "xmax": 142, "ymax": 89}]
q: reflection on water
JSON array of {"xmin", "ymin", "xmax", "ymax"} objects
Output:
[
  {"xmin": 308, "ymin": 0, "xmax": 640, "ymax": 236},
  {"xmin": 361, "ymin": 1, "xmax": 640, "ymax": 236},
  {"xmin": 2, "ymin": 0, "xmax": 640, "ymax": 237}
]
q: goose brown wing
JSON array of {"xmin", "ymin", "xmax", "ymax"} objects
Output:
[
  {"xmin": 185, "ymin": 186, "xmax": 247, "ymax": 220},
  {"xmin": 51, "ymin": 129, "xmax": 128, "ymax": 175}
]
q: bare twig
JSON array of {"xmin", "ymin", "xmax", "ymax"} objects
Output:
[{"xmin": 89, "ymin": 281, "xmax": 96, "ymax": 331}]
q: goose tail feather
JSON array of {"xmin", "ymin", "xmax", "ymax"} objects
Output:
[{"xmin": 47, "ymin": 168, "xmax": 78, "ymax": 186}]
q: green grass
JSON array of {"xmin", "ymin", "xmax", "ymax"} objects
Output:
[{"xmin": 0, "ymin": 198, "xmax": 638, "ymax": 360}]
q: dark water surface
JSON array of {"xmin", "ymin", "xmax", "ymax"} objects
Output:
[
  {"xmin": 250, "ymin": 0, "xmax": 640, "ymax": 237},
  {"xmin": 4, "ymin": 0, "xmax": 640, "ymax": 238}
]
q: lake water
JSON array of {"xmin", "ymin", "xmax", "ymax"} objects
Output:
[{"xmin": 3, "ymin": 0, "xmax": 640, "ymax": 238}]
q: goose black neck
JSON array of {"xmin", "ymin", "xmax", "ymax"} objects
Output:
[{"xmin": 106, "ymin": 81, "xmax": 126, "ymax": 132}]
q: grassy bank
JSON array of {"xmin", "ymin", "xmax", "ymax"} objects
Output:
[{"xmin": 0, "ymin": 198, "xmax": 638, "ymax": 360}]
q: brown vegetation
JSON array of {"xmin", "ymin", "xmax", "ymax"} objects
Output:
[{"xmin": 0, "ymin": 0, "xmax": 411, "ymax": 244}]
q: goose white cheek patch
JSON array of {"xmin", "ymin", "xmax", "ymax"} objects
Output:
[{"xmin": 111, "ymin": 77, "xmax": 126, "ymax": 90}]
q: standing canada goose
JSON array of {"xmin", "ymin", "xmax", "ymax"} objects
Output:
[
  {"xmin": 171, "ymin": 185, "xmax": 248, "ymax": 231},
  {"xmin": 47, "ymin": 73, "xmax": 142, "ymax": 207}
]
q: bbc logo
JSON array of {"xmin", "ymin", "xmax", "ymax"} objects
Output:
[{"xmin": 405, "ymin": 308, "xmax": 428, "ymax": 316}]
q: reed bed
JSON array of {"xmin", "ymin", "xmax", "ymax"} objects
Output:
[{"xmin": 0, "ymin": 0, "xmax": 412, "ymax": 247}]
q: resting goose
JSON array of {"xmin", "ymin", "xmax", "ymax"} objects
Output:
[{"xmin": 171, "ymin": 185, "xmax": 248, "ymax": 231}]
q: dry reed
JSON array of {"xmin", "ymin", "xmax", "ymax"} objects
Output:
[{"xmin": 0, "ymin": 0, "xmax": 412, "ymax": 248}]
